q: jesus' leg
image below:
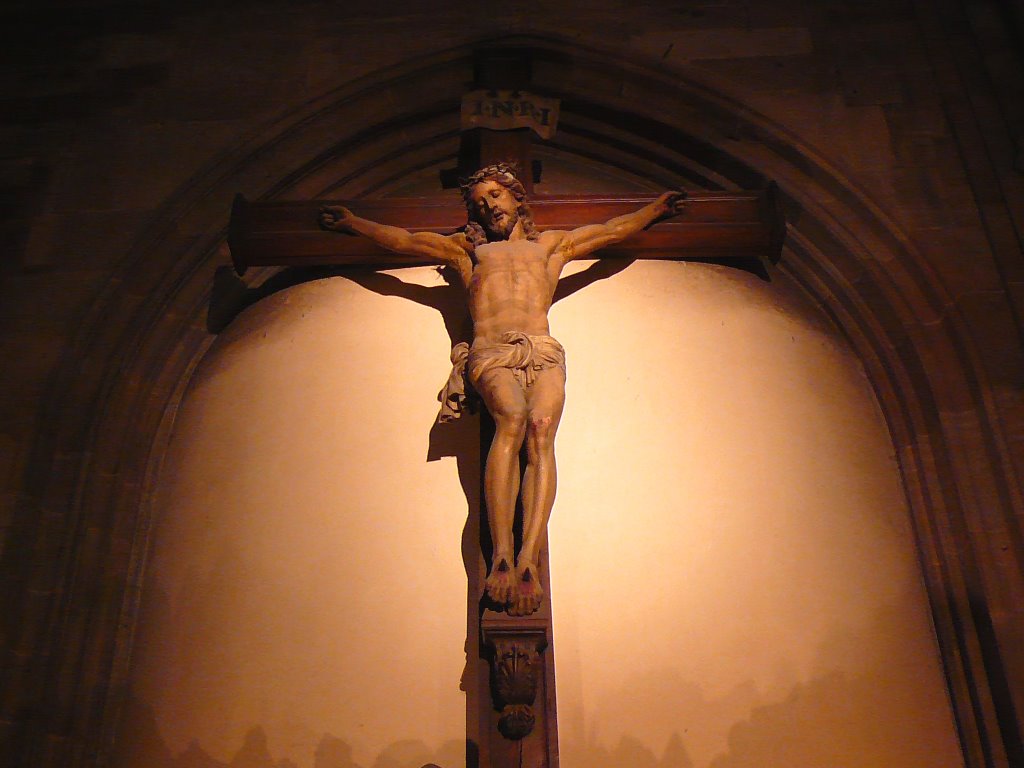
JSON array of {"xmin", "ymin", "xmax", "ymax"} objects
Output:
[
  {"xmin": 509, "ymin": 367, "xmax": 566, "ymax": 617},
  {"xmin": 475, "ymin": 368, "xmax": 528, "ymax": 606}
]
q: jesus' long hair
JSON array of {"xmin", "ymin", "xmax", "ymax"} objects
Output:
[{"xmin": 460, "ymin": 163, "xmax": 540, "ymax": 247}]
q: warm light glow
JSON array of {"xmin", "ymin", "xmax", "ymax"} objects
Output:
[
  {"xmin": 118, "ymin": 259, "xmax": 960, "ymax": 768},
  {"xmin": 549, "ymin": 260, "xmax": 960, "ymax": 768},
  {"xmin": 119, "ymin": 269, "xmax": 470, "ymax": 768}
]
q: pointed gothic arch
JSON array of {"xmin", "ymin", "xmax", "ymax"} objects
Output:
[{"xmin": 7, "ymin": 35, "xmax": 1017, "ymax": 767}]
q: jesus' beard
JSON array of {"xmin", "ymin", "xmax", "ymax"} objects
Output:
[{"xmin": 484, "ymin": 209, "xmax": 519, "ymax": 241}]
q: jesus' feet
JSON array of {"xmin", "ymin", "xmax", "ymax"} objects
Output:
[
  {"xmin": 508, "ymin": 559, "xmax": 544, "ymax": 616},
  {"xmin": 486, "ymin": 554, "xmax": 515, "ymax": 605}
]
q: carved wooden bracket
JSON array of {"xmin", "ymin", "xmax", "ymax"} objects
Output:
[{"xmin": 481, "ymin": 611, "xmax": 549, "ymax": 741}]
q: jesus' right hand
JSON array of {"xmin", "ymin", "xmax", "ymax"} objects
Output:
[{"xmin": 319, "ymin": 205, "xmax": 354, "ymax": 233}]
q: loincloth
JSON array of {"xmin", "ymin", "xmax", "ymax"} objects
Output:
[{"xmin": 436, "ymin": 332, "xmax": 566, "ymax": 423}]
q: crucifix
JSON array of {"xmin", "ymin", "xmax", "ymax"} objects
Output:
[
  {"xmin": 320, "ymin": 165, "xmax": 686, "ymax": 620},
  {"xmin": 227, "ymin": 49, "xmax": 783, "ymax": 768}
]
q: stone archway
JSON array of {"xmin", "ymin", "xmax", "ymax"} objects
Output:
[{"xmin": 6, "ymin": 35, "xmax": 1016, "ymax": 768}]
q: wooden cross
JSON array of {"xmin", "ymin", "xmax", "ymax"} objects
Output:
[{"xmin": 226, "ymin": 51, "xmax": 783, "ymax": 768}]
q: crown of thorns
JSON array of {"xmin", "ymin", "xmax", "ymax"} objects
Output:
[{"xmin": 459, "ymin": 162, "xmax": 527, "ymax": 204}]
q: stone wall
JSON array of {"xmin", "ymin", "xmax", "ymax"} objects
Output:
[{"xmin": 0, "ymin": 1, "xmax": 1021, "ymax": 766}]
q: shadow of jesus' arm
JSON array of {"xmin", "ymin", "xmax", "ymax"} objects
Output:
[{"xmin": 553, "ymin": 258, "xmax": 636, "ymax": 303}]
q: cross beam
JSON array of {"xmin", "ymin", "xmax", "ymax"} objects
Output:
[{"xmin": 228, "ymin": 187, "xmax": 785, "ymax": 274}]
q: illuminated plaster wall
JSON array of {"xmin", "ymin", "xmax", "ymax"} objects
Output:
[
  {"xmin": 118, "ymin": 258, "xmax": 961, "ymax": 768},
  {"xmin": 550, "ymin": 260, "xmax": 963, "ymax": 767},
  {"xmin": 114, "ymin": 269, "xmax": 475, "ymax": 768}
]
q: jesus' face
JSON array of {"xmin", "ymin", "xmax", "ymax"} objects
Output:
[{"xmin": 469, "ymin": 179, "xmax": 520, "ymax": 240}]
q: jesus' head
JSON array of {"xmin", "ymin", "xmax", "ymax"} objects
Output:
[{"xmin": 460, "ymin": 163, "xmax": 539, "ymax": 246}]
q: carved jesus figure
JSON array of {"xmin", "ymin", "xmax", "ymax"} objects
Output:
[{"xmin": 320, "ymin": 164, "xmax": 685, "ymax": 615}]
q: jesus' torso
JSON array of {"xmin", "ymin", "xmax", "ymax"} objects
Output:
[{"xmin": 466, "ymin": 236, "xmax": 564, "ymax": 344}]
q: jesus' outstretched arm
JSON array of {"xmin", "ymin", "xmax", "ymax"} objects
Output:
[
  {"xmin": 548, "ymin": 190, "xmax": 687, "ymax": 268},
  {"xmin": 319, "ymin": 205, "xmax": 473, "ymax": 285}
]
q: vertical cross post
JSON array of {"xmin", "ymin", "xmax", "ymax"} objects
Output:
[{"xmin": 456, "ymin": 48, "xmax": 561, "ymax": 768}]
